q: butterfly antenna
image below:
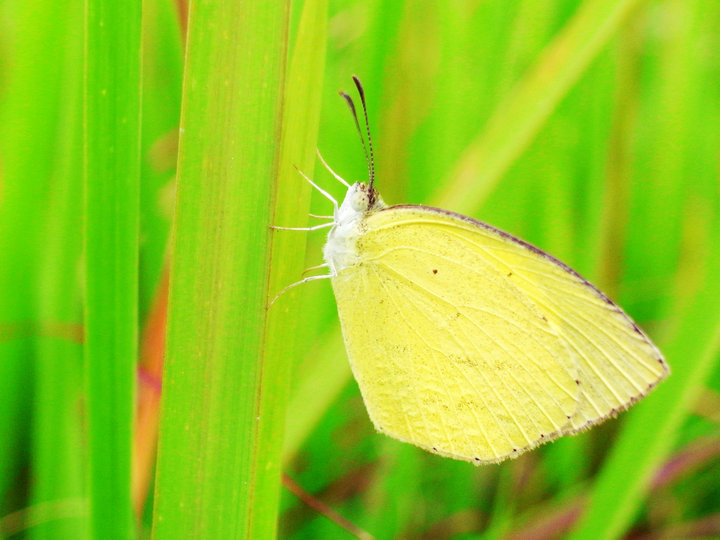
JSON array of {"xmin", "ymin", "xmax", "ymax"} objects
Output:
[
  {"xmin": 352, "ymin": 75, "xmax": 375, "ymax": 189},
  {"xmin": 340, "ymin": 76, "xmax": 375, "ymax": 188}
]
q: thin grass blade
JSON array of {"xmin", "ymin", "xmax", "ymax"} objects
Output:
[
  {"xmin": 84, "ymin": 0, "xmax": 142, "ymax": 536},
  {"xmin": 264, "ymin": 0, "xmax": 328, "ymax": 486}
]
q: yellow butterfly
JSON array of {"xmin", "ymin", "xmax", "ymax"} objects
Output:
[{"xmin": 276, "ymin": 77, "xmax": 669, "ymax": 464}]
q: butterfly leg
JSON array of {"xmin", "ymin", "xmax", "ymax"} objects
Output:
[
  {"xmin": 294, "ymin": 165, "xmax": 339, "ymax": 210},
  {"xmin": 316, "ymin": 148, "xmax": 351, "ymax": 188},
  {"xmin": 268, "ymin": 273, "xmax": 333, "ymax": 307},
  {"xmin": 271, "ymin": 223, "xmax": 334, "ymax": 232},
  {"xmin": 302, "ymin": 263, "xmax": 330, "ymax": 276},
  {"xmin": 271, "ymin": 168, "xmax": 336, "ymax": 231}
]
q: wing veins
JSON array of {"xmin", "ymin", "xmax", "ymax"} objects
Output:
[
  {"xmin": 358, "ymin": 269, "xmax": 420, "ymax": 441},
  {"xmin": 376, "ymin": 264, "xmax": 573, "ymax": 451},
  {"xmin": 501, "ymin": 272, "xmax": 651, "ymax": 396},
  {"xmin": 437, "ymin": 230, "xmax": 655, "ymax": 396},
  {"xmin": 366, "ymin": 213, "xmax": 654, "ymax": 431},
  {"xmin": 371, "ymin": 266, "xmax": 463, "ymax": 456},
  {"xmin": 373, "ymin": 259, "xmax": 578, "ymax": 404},
  {"xmin": 365, "ymin": 245, "xmax": 560, "ymax": 340},
  {"xmin": 368, "ymin": 242, "xmax": 624, "ymax": 415},
  {"xmin": 385, "ymin": 277, "xmax": 534, "ymax": 454},
  {"xmin": 449, "ymin": 316, "xmax": 563, "ymax": 442}
]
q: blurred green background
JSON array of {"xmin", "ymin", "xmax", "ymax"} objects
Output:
[{"xmin": 0, "ymin": 0, "xmax": 719, "ymax": 538}]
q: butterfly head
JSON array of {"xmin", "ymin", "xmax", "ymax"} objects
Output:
[{"xmin": 336, "ymin": 182, "xmax": 385, "ymax": 223}]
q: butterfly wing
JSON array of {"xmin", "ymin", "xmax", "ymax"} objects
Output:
[
  {"xmin": 331, "ymin": 205, "xmax": 667, "ymax": 463},
  {"xmin": 412, "ymin": 207, "xmax": 669, "ymax": 434},
  {"xmin": 332, "ymin": 208, "xmax": 579, "ymax": 463}
]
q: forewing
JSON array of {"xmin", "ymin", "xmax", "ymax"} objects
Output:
[
  {"xmin": 331, "ymin": 211, "xmax": 579, "ymax": 463},
  {"xmin": 367, "ymin": 206, "xmax": 669, "ymax": 434}
]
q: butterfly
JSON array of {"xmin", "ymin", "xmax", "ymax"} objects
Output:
[{"xmin": 274, "ymin": 76, "xmax": 669, "ymax": 464}]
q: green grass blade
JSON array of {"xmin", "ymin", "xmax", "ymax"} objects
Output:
[
  {"xmin": 283, "ymin": 329, "xmax": 345, "ymax": 461},
  {"xmin": 436, "ymin": 0, "xmax": 645, "ymax": 213},
  {"xmin": 264, "ymin": 0, "xmax": 327, "ymax": 497},
  {"xmin": 139, "ymin": 0, "xmax": 183, "ymax": 315},
  {"xmin": 84, "ymin": 0, "xmax": 142, "ymax": 536},
  {"xmin": 32, "ymin": 1, "xmax": 87, "ymax": 537},
  {"xmin": 0, "ymin": 0, "xmax": 77, "ymax": 503},
  {"xmin": 151, "ymin": 2, "xmax": 292, "ymax": 538}
]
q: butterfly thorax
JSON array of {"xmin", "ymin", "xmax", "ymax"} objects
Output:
[{"xmin": 324, "ymin": 182, "xmax": 386, "ymax": 275}]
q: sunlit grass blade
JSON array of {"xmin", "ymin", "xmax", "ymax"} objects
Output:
[
  {"xmin": 595, "ymin": 23, "xmax": 638, "ymax": 298},
  {"xmin": 132, "ymin": 0, "xmax": 184, "ymax": 517},
  {"xmin": 138, "ymin": 0, "xmax": 184, "ymax": 314},
  {"xmin": 151, "ymin": 2, "xmax": 291, "ymax": 538},
  {"xmin": 264, "ymin": 0, "xmax": 327, "ymax": 489},
  {"xmin": 0, "ymin": 0, "xmax": 78, "ymax": 504},
  {"xmin": 32, "ymin": 1, "xmax": 86, "ymax": 537},
  {"xmin": 283, "ymin": 329, "xmax": 346, "ymax": 461},
  {"xmin": 84, "ymin": 0, "xmax": 142, "ymax": 537},
  {"xmin": 436, "ymin": 0, "xmax": 644, "ymax": 213},
  {"xmin": 132, "ymin": 0, "xmax": 184, "ymax": 527}
]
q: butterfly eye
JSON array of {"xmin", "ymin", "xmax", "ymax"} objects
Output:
[{"xmin": 350, "ymin": 190, "xmax": 369, "ymax": 212}]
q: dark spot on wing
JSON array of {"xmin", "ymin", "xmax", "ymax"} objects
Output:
[
  {"xmin": 507, "ymin": 271, "xmax": 513, "ymax": 277},
  {"xmin": 575, "ymin": 380, "xmax": 580, "ymax": 385},
  {"xmin": 432, "ymin": 269, "xmax": 438, "ymax": 274},
  {"xmin": 540, "ymin": 434, "xmax": 545, "ymax": 438},
  {"xmin": 630, "ymin": 321, "xmax": 645, "ymax": 336}
]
